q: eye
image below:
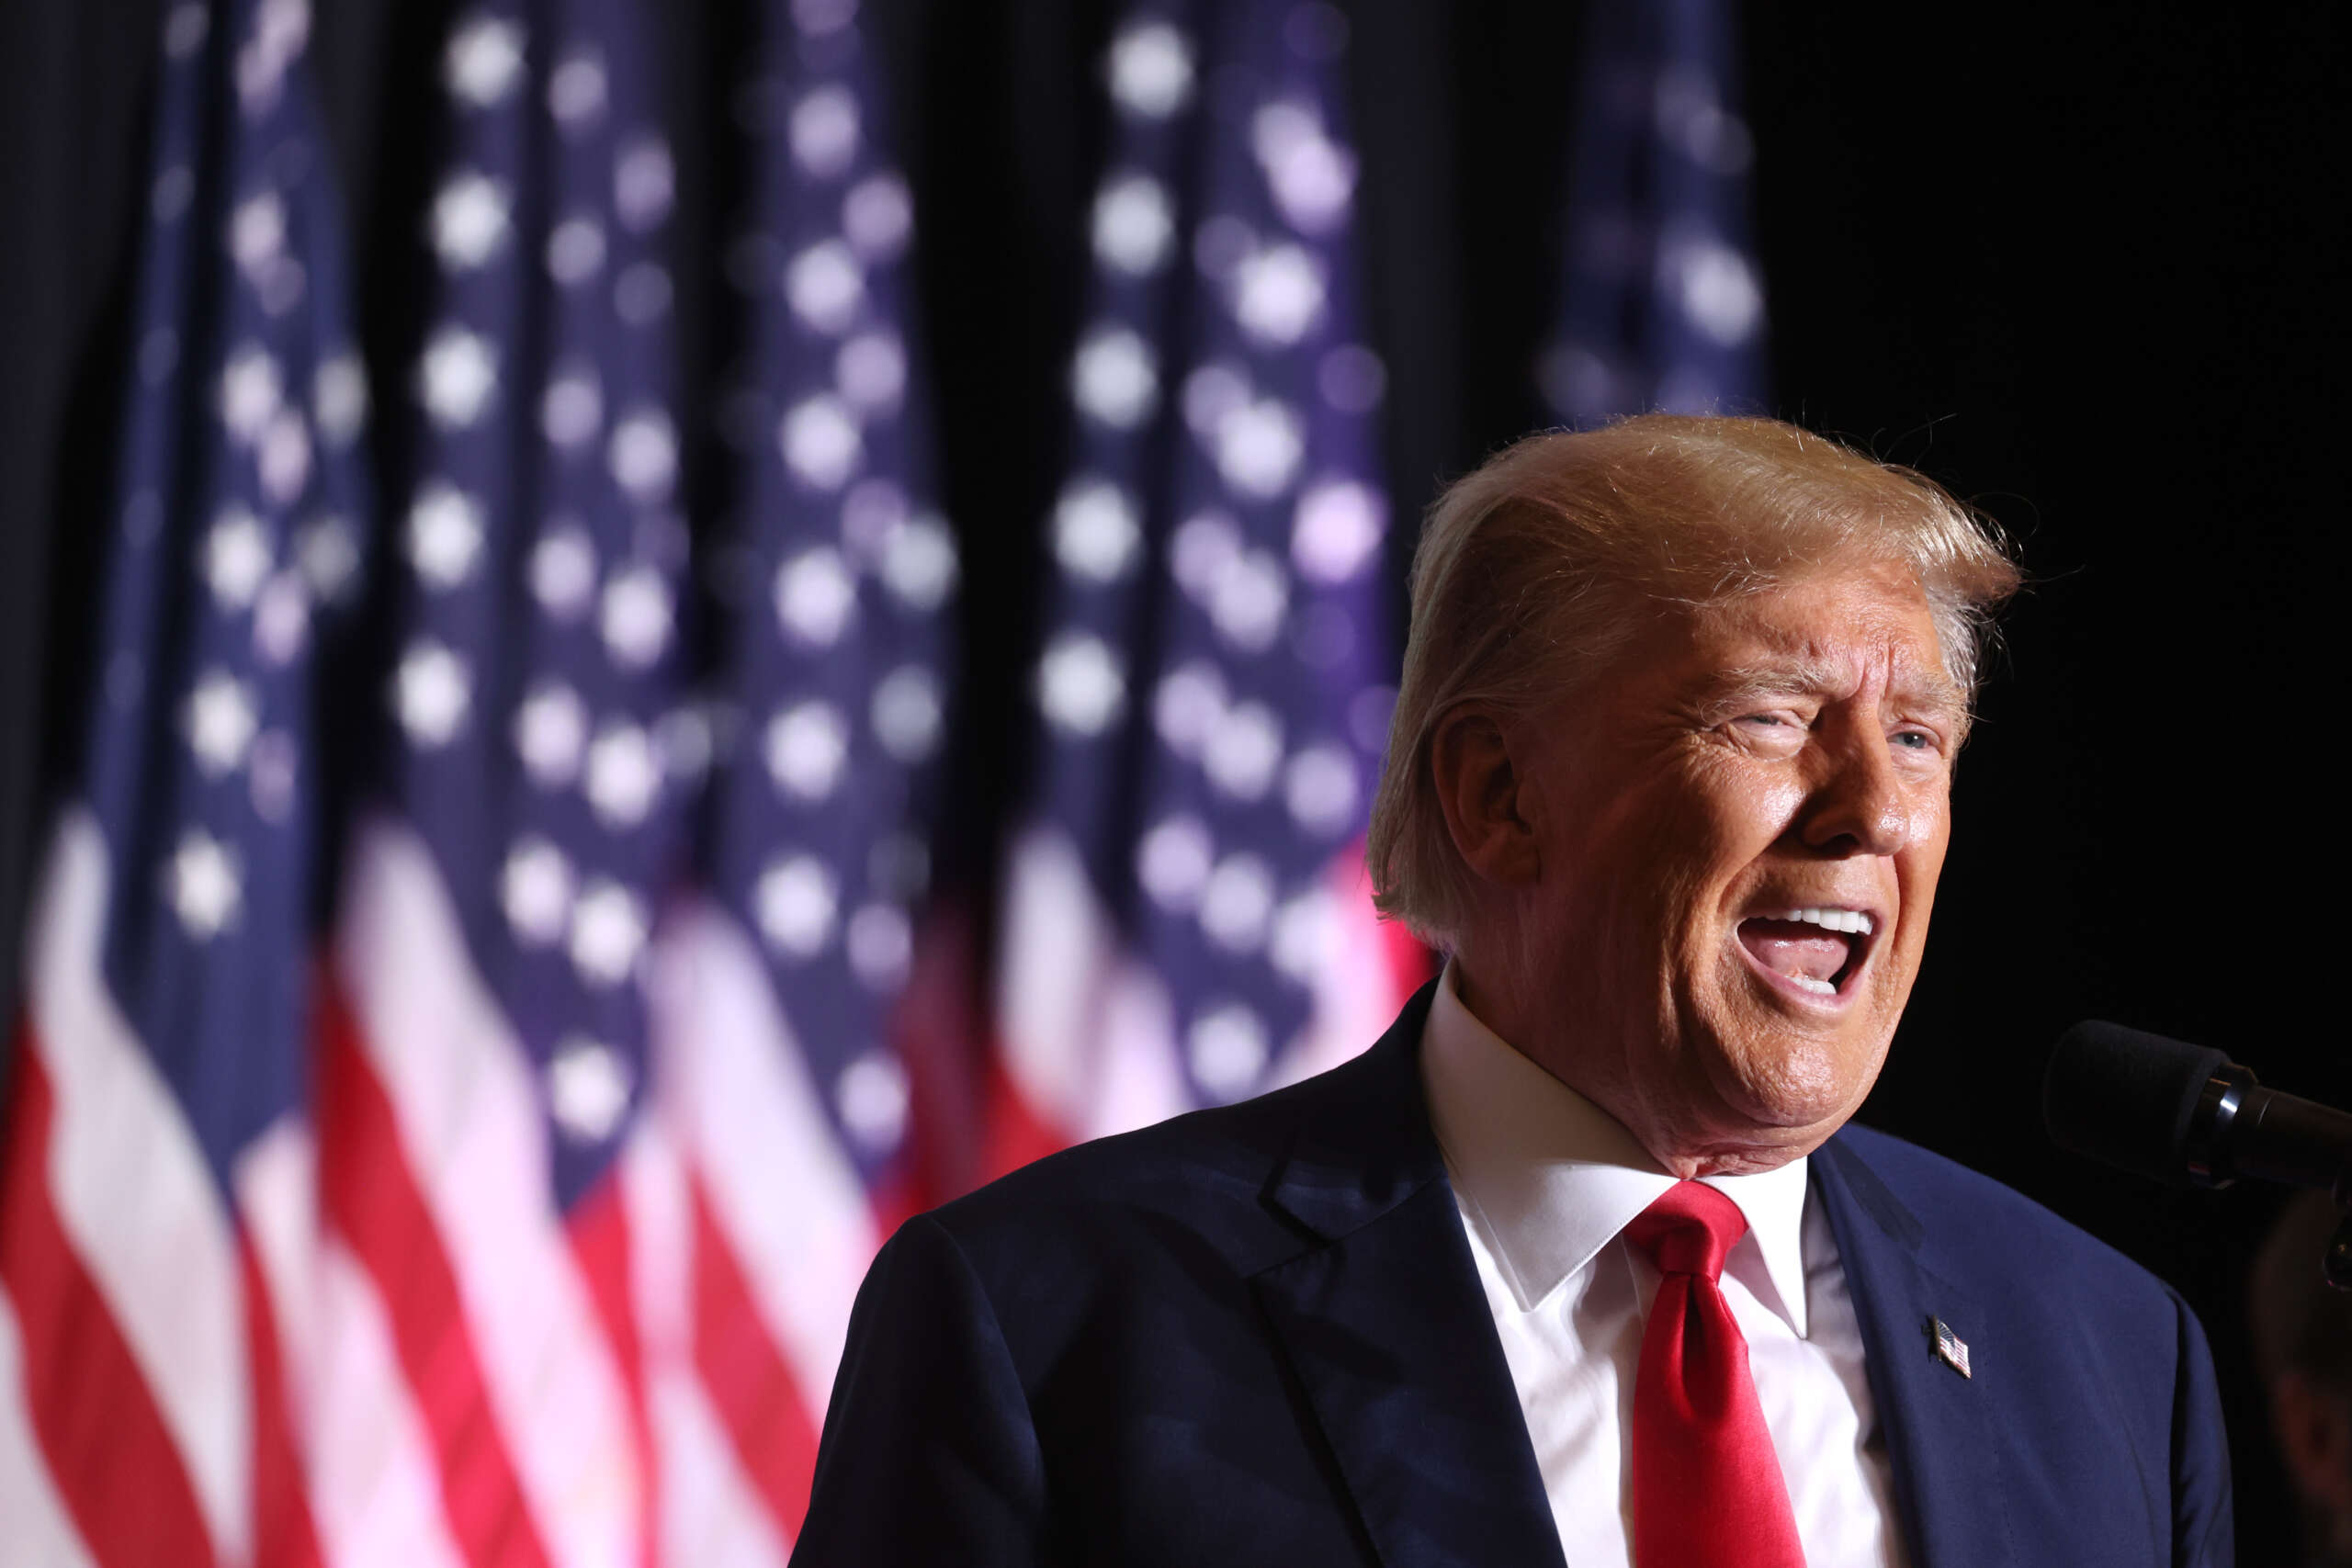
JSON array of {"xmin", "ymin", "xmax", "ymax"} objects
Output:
[
  {"xmin": 1891, "ymin": 726, "xmax": 1945, "ymax": 754},
  {"xmin": 1725, "ymin": 710, "xmax": 1809, "ymax": 752}
]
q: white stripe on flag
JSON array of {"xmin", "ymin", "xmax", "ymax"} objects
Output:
[
  {"xmin": 0, "ymin": 1286, "xmax": 100, "ymax": 1568},
  {"xmin": 649, "ymin": 902, "xmax": 878, "ymax": 1415},
  {"xmin": 335, "ymin": 818, "xmax": 642, "ymax": 1568},
  {"xmin": 235, "ymin": 1115, "xmax": 320, "ymax": 1446},
  {"xmin": 24, "ymin": 811, "xmax": 251, "ymax": 1565},
  {"xmin": 620, "ymin": 1074, "xmax": 797, "ymax": 1565},
  {"xmin": 620, "ymin": 1118, "xmax": 688, "ymax": 1382},
  {"xmin": 997, "ymin": 824, "xmax": 1192, "ymax": 1140},
  {"xmin": 650, "ymin": 1365, "xmax": 792, "ymax": 1568},
  {"xmin": 308, "ymin": 1235, "xmax": 469, "ymax": 1568}
]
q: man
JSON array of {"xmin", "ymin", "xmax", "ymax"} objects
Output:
[
  {"xmin": 2250, "ymin": 1190, "xmax": 2352, "ymax": 1566},
  {"xmin": 794, "ymin": 415, "xmax": 2233, "ymax": 1566}
]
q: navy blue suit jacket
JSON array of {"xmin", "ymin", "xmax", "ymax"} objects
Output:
[{"xmin": 796, "ymin": 987, "xmax": 2233, "ymax": 1566}]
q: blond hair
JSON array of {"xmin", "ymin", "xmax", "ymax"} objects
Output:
[{"xmin": 1365, "ymin": 413, "xmax": 2021, "ymax": 946}]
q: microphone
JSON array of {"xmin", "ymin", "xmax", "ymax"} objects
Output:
[{"xmin": 2043, "ymin": 1021, "xmax": 2352, "ymax": 1191}]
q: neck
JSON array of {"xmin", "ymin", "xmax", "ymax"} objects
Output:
[{"xmin": 1446, "ymin": 952, "xmax": 1817, "ymax": 1179}]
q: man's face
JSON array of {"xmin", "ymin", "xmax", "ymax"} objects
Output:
[{"xmin": 1498, "ymin": 564, "xmax": 1962, "ymax": 1171}]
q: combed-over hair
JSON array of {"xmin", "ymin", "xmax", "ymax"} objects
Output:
[{"xmin": 1364, "ymin": 413, "xmax": 2022, "ymax": 947}]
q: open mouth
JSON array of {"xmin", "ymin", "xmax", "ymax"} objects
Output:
[{"xmin": 1735, "ymin": 906, "xmax": 1878, "ymax": 1005}]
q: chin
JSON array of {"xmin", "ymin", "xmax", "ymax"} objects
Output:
[{"xmin": 1696, "ymin": 1016, "xmax": 1883, "ymax": 1138}]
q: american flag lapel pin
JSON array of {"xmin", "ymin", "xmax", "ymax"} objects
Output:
[{"xmin": 1928, "ymin": 1315, "xmax": 1973, "ymax": 1379}]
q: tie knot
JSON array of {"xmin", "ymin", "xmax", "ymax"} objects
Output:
[{"xmin": 1623, "ymin": 1181, "xmax": 1747, "ymax": 1280}]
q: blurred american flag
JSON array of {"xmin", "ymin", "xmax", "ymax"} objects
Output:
[
  {"xmin": 992, "ymin": 0, "xmax": 1421, "ymax": 1159},
  {"xmin": 0, "ymin": 0, "xmax": 950, "ymax": 1561},
  {"xmin": 311, "ymin": 0, "xmax": 688, "ymax": 1559},
  {"xmin": 0, "ymin": 0, "xmax": 368, "ymax": 1562},
  {"xmin": 1538, "ymin": 0, "xmax": 1768, "ymax": 425},
  {"xmin": 0, "ymin": 0, "xmax": 1430, "ymax": 1559},
  {"xmin": 652, "ymin": 0, "xmax": 956, "ymax": 1550}
]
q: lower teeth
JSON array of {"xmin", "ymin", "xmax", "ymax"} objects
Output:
[{"xmin": 1787, "ymin": 974, "xmax": 1837, "ymax": 996}]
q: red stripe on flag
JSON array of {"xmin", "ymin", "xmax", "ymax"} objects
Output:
[
  {"xmin": 862, "ymin": 1168, "xmax": 922, "ymax": 1257},
  {"xmin": 0, "ymin": 1028, "xmax": 218, "ymax": 1568},
  {"xmin": 978, "ymin": 1049, "xmax": 1068, "ymax": 1185},
  {"xmin": 688, "ymin": 1173, "xmax": 820, "ymax": 1538},
  {"xmin": 1332, "ymin": 835, "xmax": 1432, "ymax": 1011},
  {"xmin": 566, "ymin": 1173, "xmax": 653, "ymax": 1568},
  {"xmin": 314, "ymin": 984, "xmax": 556, "ymax": 1568},
  {"xmin": 1379, "ymin": 919, "xmax": 1436, "ymax": 1001},
  {"xmin": 889, "ymin": 898, "xmax": 989, "ymax": 1210},
  {"xmin": 239, "ymin": 1229, "xmax": 322, "ymax": 1568}
]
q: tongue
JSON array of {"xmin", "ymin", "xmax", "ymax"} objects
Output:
[{"xmin": 1739, "ymin": 919, "xmax": 1849, "ymax": 984}]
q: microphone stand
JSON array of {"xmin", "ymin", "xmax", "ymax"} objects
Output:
[{"xmin": 2189, "ymin": 1063, "xmax": 2352, "ymax": 1292}]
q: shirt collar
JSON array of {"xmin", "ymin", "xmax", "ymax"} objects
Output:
[{"xmin": 1419, "ymin": 961, "xmax": 1811, "ymax": 1336}]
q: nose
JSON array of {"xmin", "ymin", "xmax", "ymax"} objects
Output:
[{"xmin": 1796, "ymin": 724, "xmax": 1915, "ymax": 858}]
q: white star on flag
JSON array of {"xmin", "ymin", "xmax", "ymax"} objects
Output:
[
  {"xmin": 205, "ymin": 508, "xmax": 275, "ymax": 609},
  {"xmin": 184, "ymin": 671, "xmax": 259, "ymax": 775},
  {"xmin": 407, "ymin": 483, "xmax": 486, "ymax": 587},
  {"xmin": 446, "ymin": 15, "xmax": 526, "ymax": 107},
  {"xmin": 394, "ymin": 640, "xmax": 471, "ymax": 746},
  {"xmin": 433, "ymin": 172, "xmax": 512, "ymax": 268},
  {"xmin": 567, "ymin": 880, "xmax": 647, "ymax": 985},
  {"xmin": 166, "ymin": 830, "xmax": 243, "ymax": 939},
  {"xmin": 418, "ymin": 327, "xmax": 500, "ymax": 428}
]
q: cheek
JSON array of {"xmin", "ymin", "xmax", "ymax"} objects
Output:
[
  {"xmin": 1893, "ymin": 799, "xmax": 1954, "ymax": 942},
  {"xmin": 1679, "ymin": 766, "xmax": 1806, "ymax": 895},
  {"xmin": 1555, "ymin": 756, "xmax": 1801, "ymax": 967},
  {"xmin": 1862, "ymin": 832, "xmax": 1951, "ymax": 1021},
  {"xmin": 1632, "ymin": 770, "xmax": 1803, "ymax": 969}
]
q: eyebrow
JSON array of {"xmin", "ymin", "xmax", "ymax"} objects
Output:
[{"xmin": 1699, "ymin": 658, "xmax": 1969, "ymax": 721}]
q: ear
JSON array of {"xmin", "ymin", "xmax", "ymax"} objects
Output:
[{"xmin": 1430, "ymin": 705, "xmax": 1543, "ymax": 889}]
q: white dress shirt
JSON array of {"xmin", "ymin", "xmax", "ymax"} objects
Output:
[{"xmin": 1419, "ymin": 964, "xmax": 1909, "ymax": 1568}]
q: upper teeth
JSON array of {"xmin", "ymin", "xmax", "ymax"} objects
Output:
[{"xmin": 1779, "ymin": 908, "xmax": 1873, "ymax": 936}]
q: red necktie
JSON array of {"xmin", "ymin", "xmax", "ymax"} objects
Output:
[{"xmin": 1623, "ymin": 1182, "xmax": 1806, "ymax": 1568}]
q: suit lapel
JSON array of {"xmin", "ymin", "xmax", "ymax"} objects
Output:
[
  {"xmin": 1812, "ymin": 1134, "xmax": 2015, "ymax": 1568},
  {"xmin": 1251, "ymin": 987, "xmax": 1566, "ymax": 1568},
  {"xmin": 1256, "ymin": 995, "xmax": 2019, "ymax": 1568}
]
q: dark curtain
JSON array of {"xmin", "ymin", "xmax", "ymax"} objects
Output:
[{"xmin": 1, "ymin": 1, "xmax": 2342, "ymax": 1556}]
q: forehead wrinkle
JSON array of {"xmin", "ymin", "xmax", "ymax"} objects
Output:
[
  {"xmin": 1694, "ymin": 659, "xmax": 1843, "ymax": 714},
  {"xmin": 1684, "ymin": 576, "xmax": 1969, "ymax": 722},
  {"xmin": 1888, "ymin": 664, "xmax": 1969, "ymax": 723}
]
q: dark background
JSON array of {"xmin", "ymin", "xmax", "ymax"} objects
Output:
[{"xmin": 2, "ymin": 0, "xmax": 2342, "ymax": 1557}]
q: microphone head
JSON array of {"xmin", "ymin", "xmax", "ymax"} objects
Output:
[{"xmin": 2043, "ymin": 1021, "xmax": 2231, "ymax": 1188}]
